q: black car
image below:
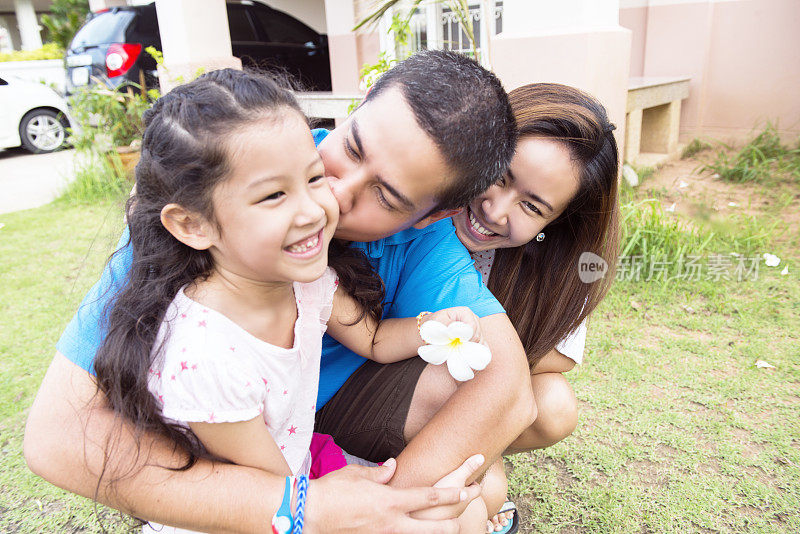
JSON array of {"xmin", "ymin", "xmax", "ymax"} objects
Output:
[{"xmin": 65, "ymin": 1, "xmax": 332, "ymax": 95}]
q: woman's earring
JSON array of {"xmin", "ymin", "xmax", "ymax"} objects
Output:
[{"xmin": 536, "ymin": 232, "xmax": 545, "ymax": 242}]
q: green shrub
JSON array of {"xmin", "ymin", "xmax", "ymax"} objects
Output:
[
  {"xmin": 41, "ymin": 0, "xmax": 90, "ymax": 52},
  {"xmin": 635, "ymin": 165, "xmax": 656, "ymax": 182},
  {"xmin": 58, "ymin": 152, "xmax": 130, "ymax": 205},
  {"xmin": 68, "ymin": 83, "xmax": 154, "ymax": 151},
  {"xmin": 701, "ymin": 124, "xmax": 800, "ymax": 184},
  {"xmin": 618, "ymin": 199, "xmax": 774, "ymax": 283},
  {"xmin": 681, "ymin": 138, "xmax": 711, "ymax": 159},
  {"xmin": 0, "ymin": 43, "xmax": 63, "ymax": 62}
]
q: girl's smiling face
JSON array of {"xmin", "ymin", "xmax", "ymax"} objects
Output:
[
  {"xmin": 453, "ymin": 136, "xmax": 582, "ymax": 253},
  {"xmin": 205, "ymin": 110, "xmax": 339, "ymax": 284}
]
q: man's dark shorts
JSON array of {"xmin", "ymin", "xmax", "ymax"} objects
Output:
[{"xmin": 314, "ymin": 357, "xmax": 428, "ymax": 463}]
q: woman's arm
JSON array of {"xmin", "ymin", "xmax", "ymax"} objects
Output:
[
  {"xmin": 23, "ymin": 352, "xmax": 481, "ymax": 533},
  {"xmin": 326, "ymin": 289, "xmax": 482, "ymax": 364}
]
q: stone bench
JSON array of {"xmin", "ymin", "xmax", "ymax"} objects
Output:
[
  {"xmin": 625, "ymin": 76, "xmax": 690, "ymax": 167},
  {"xmin": 295, "ymin": 92, "xmax": 363, "ymax": 121}
]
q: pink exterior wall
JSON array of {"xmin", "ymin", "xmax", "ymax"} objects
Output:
[
  {"xmin": 323, "ymin": 0, "xmax": 379, "ymax": 95},
  {"xmin": 491, "ymin": 28, "xmax": 632, "ymax": 155},
  {"xmin": 621, "ymin": 0, "xmax": 800, "ymax": 142},
  {"xmin": 704, "ymin": 0, "xmax": 800, "ymax": 140},
  {"xmin": 328, "ymin": 32, "xmax": 378, "ymax": 93},
  {"xmin": 619, "ymin": 6, "xmax": 647, "ymax": 78}
]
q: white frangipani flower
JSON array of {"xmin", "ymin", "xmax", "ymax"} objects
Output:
[
  {"xmin": 417, "ymin": 320, "xmax": 492, "ymax": 382},
  {"xmin": 763, "ymin": 253, "xmax": 780, "ymax": 267}
]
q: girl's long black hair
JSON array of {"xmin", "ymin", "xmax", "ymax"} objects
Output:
[{"xmin": 93, "ymin": 69, "xmax": 384, "ymax": 483}]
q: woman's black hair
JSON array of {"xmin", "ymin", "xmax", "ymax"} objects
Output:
[{"xmin": 93, "ymin": 69, "xmax": 384, "ymax": 492}]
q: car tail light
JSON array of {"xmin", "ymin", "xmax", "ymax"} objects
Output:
[{"xmin": 106, "ymin": 43, "xmax": 142, "ymax": 78}]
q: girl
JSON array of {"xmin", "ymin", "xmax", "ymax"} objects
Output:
[
  {"xmin": 93, "ymin": 69, "xmax": 485, "ymax": 533},
  {"xmin": 450, "ymin": 83, "xmax": 621, "ymax": 533}
]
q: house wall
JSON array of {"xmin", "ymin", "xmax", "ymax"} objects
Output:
[
  {"xmin": 324, "ymin": 0, "xmax": 378, "ymax": 94},
  {"xmin": 621, "ymin": 0, "xmax": 800, "ymax": 142},
  {"xmin": 492, "ymin": 0, "xmax": 631, "ymax": 162}
]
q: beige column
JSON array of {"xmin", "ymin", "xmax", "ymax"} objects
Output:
[
  {"xmin": 14, "ymin": 0, "xmax": 42, "ymax": 50},
  {"xmin": 154, "ymin": 0, "xmax": 241, "ymax": 94},
  {"xmin": 624, "ymin": 108, "xmax": 642, "ymax": 164},
  {"xmin": 491, "ymin": 0, "xmax": 631, "ymax": 157},
  {"xmin": 324, "ymin": 0, "xmax": 378, "ymax": 93}
]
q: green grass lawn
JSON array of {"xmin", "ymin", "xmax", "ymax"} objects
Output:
[
  {"xmin": 0, "ymin": 199, "xmax": 130, "ymax": 532},
  {"xmin": 1, "ymin": 164, "xmax": 798, "ymax": 532}
]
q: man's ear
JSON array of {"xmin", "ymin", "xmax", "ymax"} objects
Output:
[
  {"xmin": 160, "ymin": 204, "xmax": 215, "ymax": 251},
  {"xmin": 412, "ymin": 207, "xmax": 463, "ymax": 230}
]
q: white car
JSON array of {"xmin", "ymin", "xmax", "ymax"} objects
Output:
[{"xmin": 0, "ymin": 75, "xmax": 75, "ymax": 153}]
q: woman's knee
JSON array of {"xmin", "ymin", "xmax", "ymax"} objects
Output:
[
  {"xmin": 532, "ymin": 373, "xmax": 578, "ymax": 444},
  {"xmin": 508, "ymin": 373, "xmax": 578, "ymax": 452}
]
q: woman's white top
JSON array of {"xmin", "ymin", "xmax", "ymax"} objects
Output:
[{"xmin": 471, "ymin": 249, "xmax": 587, "ymax": 364}]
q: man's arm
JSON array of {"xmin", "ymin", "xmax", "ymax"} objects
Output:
[
  {"xmin": 24, "ymin": 353, "xmax": 480, "ymax": 533},
  {"xmin": 389, "ymin": 313, "xmax": 536, "ymax": 488}
]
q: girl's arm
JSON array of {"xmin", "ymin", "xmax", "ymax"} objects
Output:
[
  {"xmin": 327, "ymin": 289, "xmax": 483, "ymax": 364},
  {"xmin": 188, "ymin": 417, "xmax": 292, "ymax": 476}
]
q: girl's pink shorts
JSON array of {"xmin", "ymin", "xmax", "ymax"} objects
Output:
[{"xmin": 308, "ymin": 433, "xmax": 348, "ymax": 479}]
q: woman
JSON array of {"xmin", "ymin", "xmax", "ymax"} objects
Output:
[{"xmin": 448, "ymin": 83, "xmax": 621, "ymax": 532}]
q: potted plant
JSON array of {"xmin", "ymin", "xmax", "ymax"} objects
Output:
[{"xmin": 68, "ymin": 83, "xmax": 156, "ymax": 179}]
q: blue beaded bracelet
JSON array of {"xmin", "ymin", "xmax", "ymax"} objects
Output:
[
  {"xmin": 292, "ymin": 475, "xmax": 309, "ymax": 534},
  {"xmin": 271, "ymin": 476, "xmax": 294, "ymax": 534}
]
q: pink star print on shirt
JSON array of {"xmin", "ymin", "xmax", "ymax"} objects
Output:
[{"xmin": 287, "ymin": 425, "xmax": 297, "ymax": 435}]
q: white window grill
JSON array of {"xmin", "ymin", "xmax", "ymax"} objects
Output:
[{"xmin": 379, "ymin": 1, "xmax": 503, "ymax": 67}]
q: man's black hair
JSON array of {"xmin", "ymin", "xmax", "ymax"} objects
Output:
[{"xmin": 364, "ymin": 49, "xmax": 517, "ymax": 212}]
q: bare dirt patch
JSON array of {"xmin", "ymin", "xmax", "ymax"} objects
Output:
[{"xmin": 637, "ymin": 152, "xmax": 800, "ymax": 246}]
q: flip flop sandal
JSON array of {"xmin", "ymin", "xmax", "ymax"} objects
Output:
[{"xmin": 491, "ymin": 500, "xmax": 519, "ymax": 534}]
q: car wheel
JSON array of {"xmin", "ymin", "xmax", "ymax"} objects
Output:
[{"xmin": 18, "ymin": 109, "xmax": 69, "ymax": 154}]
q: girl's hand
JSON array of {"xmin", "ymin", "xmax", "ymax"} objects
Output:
[{"xmin": 422, "ymin": 306, "xmax": 484, "ymax": 344}]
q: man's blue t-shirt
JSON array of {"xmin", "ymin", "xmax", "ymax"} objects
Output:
[{"xmin": 56, "ymin": 128, "xmax": 504, "ymax": 408}]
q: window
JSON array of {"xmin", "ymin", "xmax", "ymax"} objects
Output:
[
  {"xmin": 69, "ymin": 10, "xmax": 134, "ymax": 50},
  {"xmin": 253, "ymin": 8, "xmax": 318, "ymax": 45},
  {"xmin": 227, "ymin": 5, "xmax": 257, "ymax": 42}
]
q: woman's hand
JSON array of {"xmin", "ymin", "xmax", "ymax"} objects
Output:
[
  {"xmin": 423, "ymin": 307, "xmax": 484, "ymax": 344},
  {"xmin": 304, "ymin": 458, "xmax": 482, "ymax": 533}
]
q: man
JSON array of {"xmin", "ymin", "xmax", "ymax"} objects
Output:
[{"xmin": 24, "ymin": 50, "xmax": 534, "ymax": 532}]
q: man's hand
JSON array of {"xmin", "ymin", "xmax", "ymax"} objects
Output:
[
  {"xmin": 306, "ymin": 456, "xmax": 484, "ymax": 533},
  {"xmin": 393, "ymin": 313, "xmax": 536, "ymax": 488},
  {"xmin": 24, "ymin": 353, "xmax": 485, "ymax": 533}
]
